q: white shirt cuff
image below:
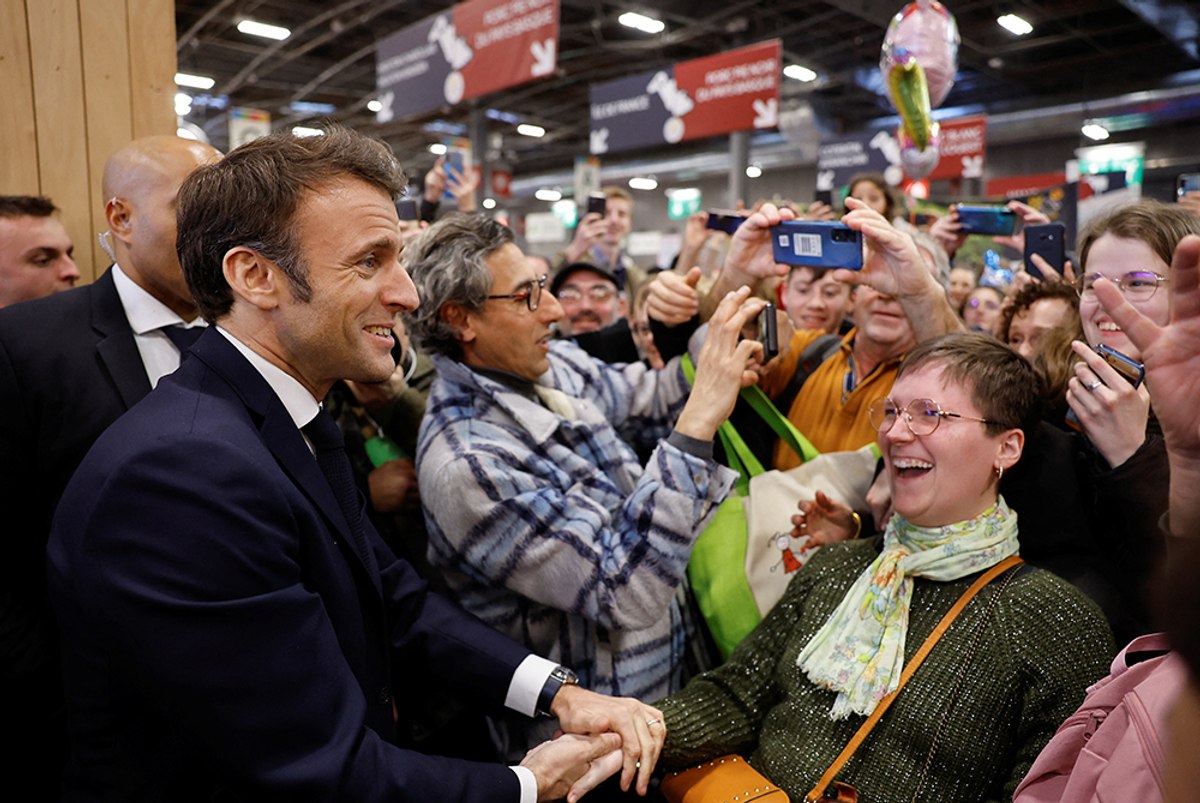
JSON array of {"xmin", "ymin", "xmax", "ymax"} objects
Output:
[
  {"xmin": 506, "ymin": 654, "xmax": 559, "ymax": 716},
  {"xmin": 511, "ymin": 765, "xmax": 538, "ymax": 803}
]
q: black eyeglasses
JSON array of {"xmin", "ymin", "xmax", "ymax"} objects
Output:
[
  {"xmin": 1076, "ymin": 270, "xmax": 1168, "ymax": 303},
  {"xmin": 486, "ymin": 274, "xmax": 546, "ymax": 312},
  {"xmin": 867, "ymin": 397, "xmax": 998, "ymax": 436}
]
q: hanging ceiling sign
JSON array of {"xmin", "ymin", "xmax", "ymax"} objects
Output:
[
  {"xmin": 589, "ymin": 40, "xmax": 781, "ymax": 155},
  {"xmin": 925, "ymin": 115, "xmax": 987, "ymax": 181},
  {"xmin": 815, "ymin": 131, "xmax": 897, "ymax": 191},
  {"xmin": 375, "ymin": 0, "xmax": 559, "ymax": 123}
]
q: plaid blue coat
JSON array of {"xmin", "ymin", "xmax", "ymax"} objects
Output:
[{"xmin": 417, "ymin": 341, "xmax": 736, "ymax": 757}]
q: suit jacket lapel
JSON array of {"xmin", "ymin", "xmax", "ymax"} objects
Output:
[
  {"xmin": 190, "ymin": 330, "xmax": 383, "ymax": 597},
  {"xmin": 90, "ymin": 269, "xmax": 152, "ymax": 409}
]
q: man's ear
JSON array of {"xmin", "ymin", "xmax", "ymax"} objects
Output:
[
  {"xmin": 223, "ymin": 247, "xmax": 283, "ymax": 311},
  {"xmin": 441, "ymin": 302, "xmax": 476, "ymax": 343},
  {"xmin": 105, "ymin": 198, "xmax": 132, "ymax": 243}
]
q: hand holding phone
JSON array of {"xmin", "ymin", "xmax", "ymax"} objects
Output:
[
  {"xmin": 1094, "ymin": 344, "xmax": 1144, "ymax": 388},
  {"xmin": 585, "ymin": 193, "xmax": 607, "ymax": 218}
]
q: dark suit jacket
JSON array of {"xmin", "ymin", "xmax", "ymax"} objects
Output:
[
  {"xmin": 47, "ymin": 329, "xmax": 531, "ymax": 801},
  {"xmin": 0, "ymin": 269, "xmax": 150, "ymax": 792}
]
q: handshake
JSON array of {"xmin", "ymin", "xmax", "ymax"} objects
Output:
[{"xmin": 520, "ymin": 685, "xmax": 666, "ymax": 802}]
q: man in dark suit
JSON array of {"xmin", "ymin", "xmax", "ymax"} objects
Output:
[
  {"xmin": 47, "ymin": 125, "xmax": 662, "ymax": 802},
  {"xmin": 0, "ymin": 135, "xmax": 219, "ymax": 795}
]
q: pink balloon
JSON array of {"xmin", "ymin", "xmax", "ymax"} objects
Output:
[{"xmin": 881, "ymin": 0, "xmax": 960, "ymax": 108}]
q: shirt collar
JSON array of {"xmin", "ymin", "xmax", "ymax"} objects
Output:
[
  {"xmin": 215, "ymin": 327, "xmax": 321, "ymax": 429},
  {"xmin": 111, "ymin": 263, "xmax": 206, "ymax": 334}
]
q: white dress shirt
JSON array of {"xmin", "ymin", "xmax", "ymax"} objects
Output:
[{"xmin": 111, "ymin": 263, "xmax": 207, "ymax": 388}]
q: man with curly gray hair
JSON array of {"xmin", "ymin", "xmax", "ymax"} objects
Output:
[{"xmin": 404, "ymin": 212, "xmax": 767, "ymax": 762}]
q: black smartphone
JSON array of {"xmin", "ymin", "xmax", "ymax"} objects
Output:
[
  {"xmin": 705, "ymin": 209, "xmax": 747, "ymax": 234},
  {"xmin": 585, "ymin": 193, "xmax": 607, "ymax": 218},
  {"xmin": 814, "ymin": 189, "xmax": 833, "ymax": 207},
  {"xmin": 759, "ymin": 302, "xmax": 779, "ymax": 361},
  {"xmin": 396, "ymin": 198, "xmax": 419, "ymax": 221},
  {"xmin": 955, "ymin": 204, "xmax": 1017, "ymax": 236},
  {"xmin": 1095, "ymin": 344, "xmax": 1144, "ymax": 388},
  {"xmin": 1023, "ymin": 222, "xmax": 1065, "ymax": 279},
  {"xmin": 1177, "ymin": 173, "xmax": 1200, "ymax": 199}
]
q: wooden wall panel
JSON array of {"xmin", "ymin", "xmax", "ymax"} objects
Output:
[
  {"xmin": 80, "ymin": 0, "xmax": 135, "ymax": 279},
  {"xmin": 127, "ymin": 0, "xmax": 177, "ymax": 139},
  {"xmin": 26, "ymin": 0, "xmax": 94, "ymax": 277},
  {"xmin": 0, "ymin": 1, "xmax": 40, "ymax": 194}
]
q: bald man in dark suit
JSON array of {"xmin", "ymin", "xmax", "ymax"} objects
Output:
[{"xmin": 0, "ymin": 135, "xmax": 219, "ymax": 796}]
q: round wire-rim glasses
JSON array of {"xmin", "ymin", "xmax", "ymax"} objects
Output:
[
  {"xmin": 867, "ymin": 397, "xmax": 999, "ymax": 436},
  {"xmin": 1076, "ymin": 270, "xmax": 1168, "ymax": 303},
  {"xmin": 486, "ymin": 274, "xmax": 547, "ymax": 312}
]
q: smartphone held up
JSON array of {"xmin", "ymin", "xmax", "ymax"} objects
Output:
[{"xmin": 771, "ymin": 221, "xmax": 864, "ymax": 270}]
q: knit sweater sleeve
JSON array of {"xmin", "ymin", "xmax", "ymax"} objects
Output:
[{"xmin": 656, "ymin": 542, "xmax": 864, "ymax": 768}]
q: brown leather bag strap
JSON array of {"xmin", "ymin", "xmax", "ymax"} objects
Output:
[{"xmin": 803, "ymin": 555, "xmax": 1024, "ymax": 803}]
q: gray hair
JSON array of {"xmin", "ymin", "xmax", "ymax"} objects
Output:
[{"xmin": 402, "ymin": 213, "xmax": 514, "ymax": 360}]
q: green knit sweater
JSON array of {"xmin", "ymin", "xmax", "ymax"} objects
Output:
[{"xmin": 659, "ymin": 538, "xmax": 1114, "ymax": 803}]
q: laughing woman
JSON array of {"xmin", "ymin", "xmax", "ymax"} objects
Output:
[{"xmin": 655, "ymin": 333, "xmax": 1113, "ymax": 803}]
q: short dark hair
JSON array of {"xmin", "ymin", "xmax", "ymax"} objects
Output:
[
  {"xmin": 402, "ymin": 213, "xmax": 514, "ymax": 360},
  {"xmin": 899, "ymin": 332, "xmax": 1040, "ymax": 436},
  {"xmin": 176, "ymin": 124, "xmax": 406, "ymax": 322},
  {"xmin": 0, "ymin": 196, "xmax": 57, "ymax": 219}
]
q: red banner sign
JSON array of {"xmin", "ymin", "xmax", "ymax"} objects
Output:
[{"xmin": 927, "ymin": 115, "xmax": 987, "ymax": 181}]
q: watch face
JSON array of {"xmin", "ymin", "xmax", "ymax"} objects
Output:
[{"xmin": 553, "ymin": 666, "xmax": 578, "ymax": 684}]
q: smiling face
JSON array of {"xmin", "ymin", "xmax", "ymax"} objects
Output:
[
  {"xmin": 853, "ymin": 286, "xmax": 917, "ymax": 358},
  {"xmin": 1079, "ymin": 233, "xmax": 1171, "ymax": 361},
  {"xmin": 459, "ymin": 242, "xmax": 563, "ymax": 380},
  {"xmin": 269, "ymin": 177, "xmax": 418, "ymax": 398},
  {"xmin": 880, "ymin": 364, "xmax": 1020, "ymax": 527},
  {"xmin": 948, "ymin": 267, "xmax": 976, "ymax": 309},
  {"xmin": 554, "ymin": 267, "xmax": 624, "ymax": 335},
  {"xmin": 602, "ymin": 195, "xmax": 633, "ymax": 247},
  {"xmin": 0, "ymin": 214, "xmax": 79, "ymax": 307},
  {"xmin": 781, "ymin": 266, "xmax": 853, "ymax": 334}
]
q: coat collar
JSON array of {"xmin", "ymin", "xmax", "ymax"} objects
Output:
[{"xmin": 90, "ymin": 268, "xmax": 153, "ymax": 409}]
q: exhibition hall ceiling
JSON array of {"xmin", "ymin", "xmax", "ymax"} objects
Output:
[{"xmin": 175, "ymin": 0, "xmax": 1200, "ymax": 180}]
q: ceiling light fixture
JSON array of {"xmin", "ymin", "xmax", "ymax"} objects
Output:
[
  {"xmin": 535, "ymin": 188, "xmax": 563, "ymax": 202},
  {"xmin": 175, "ymin": 72, "xmax": 215, "ymax": 90},
  {"xmin": 745, "ymin": 164, "xmax": 763, "ymax": 178},
  {"xmin": 996, "ymin": 14, "xmax": 1032, "ymax": 36},
  {"xmin": 482, "ymin": 198, "xmax": 497, "ymax": 209},
  {"xmin": 517, "ymin": 123, "xmax": 546, "ymax": 138},
  {"xmin": 628, "ymin": 177, "xmax": 658, "ymax": 191},
  {"xmin": 428, "ymin": 143, "xmax": 448, "ymax": 155},
  {"xmin": 292, "ymin": 126, "xmax": 325, "ymax": 138},
  {"xmin": 783, "ymin": 64, "xmax": 817, "ymax": 82},
  {"xmin": 1081, "ymin": 122, "xmax": 1110, "ymax": 141},
  {"xmin": 367, "ymin": 99, "xmax": 383, "ymax": 113},
  {"xmin": 237, "ymin": 19, "xmax": 292, "ymax": 41},
  {"xmin": 174, "ymin": 92, "xmax": 193, "ymax": 116},
  {"xmin": 618, "ymin": 12, "xmax": 665, "ymax": 35}
]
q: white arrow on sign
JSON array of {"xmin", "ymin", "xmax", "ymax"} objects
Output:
[
  {"xmin": 590, "ymin": 128, "xmax": 609, "ymax": 154},
  {"xmin": 531, "ymin": 39, "xmax": 555, "ymax": 77},
  {"xmin": 752, "ymin": 98, "xmax": 778, "ymax": 128}
]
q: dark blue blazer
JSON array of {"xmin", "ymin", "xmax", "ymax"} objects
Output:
[
  {"xmin": 48, "ymin": 328, "xmax": 531, "ymax": 802},
  {"xmin": 0, "ymin": 269, "xmax": 150, "ymax": 794}
]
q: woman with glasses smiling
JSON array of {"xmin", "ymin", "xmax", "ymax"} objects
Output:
[
  {"xmin": 1062, "ymin": 199, "xmax": 1200, "ymax": 643},
  {"xmin": 653, "ymin": 333, "xmax": 1111, "ymax": 802}
]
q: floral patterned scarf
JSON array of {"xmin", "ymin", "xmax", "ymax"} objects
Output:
[{"xmin": 796, "ymin": 498, "xmax": 1020, "ymax": 719}]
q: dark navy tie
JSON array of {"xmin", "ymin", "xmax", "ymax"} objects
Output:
[
  {"xmin": 302, "ymin": 410, "xmax": 366, "ymax": 541},
  {"xmin": 161, "ymin": 325, "xmax": 204, "ymax": 358}
]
